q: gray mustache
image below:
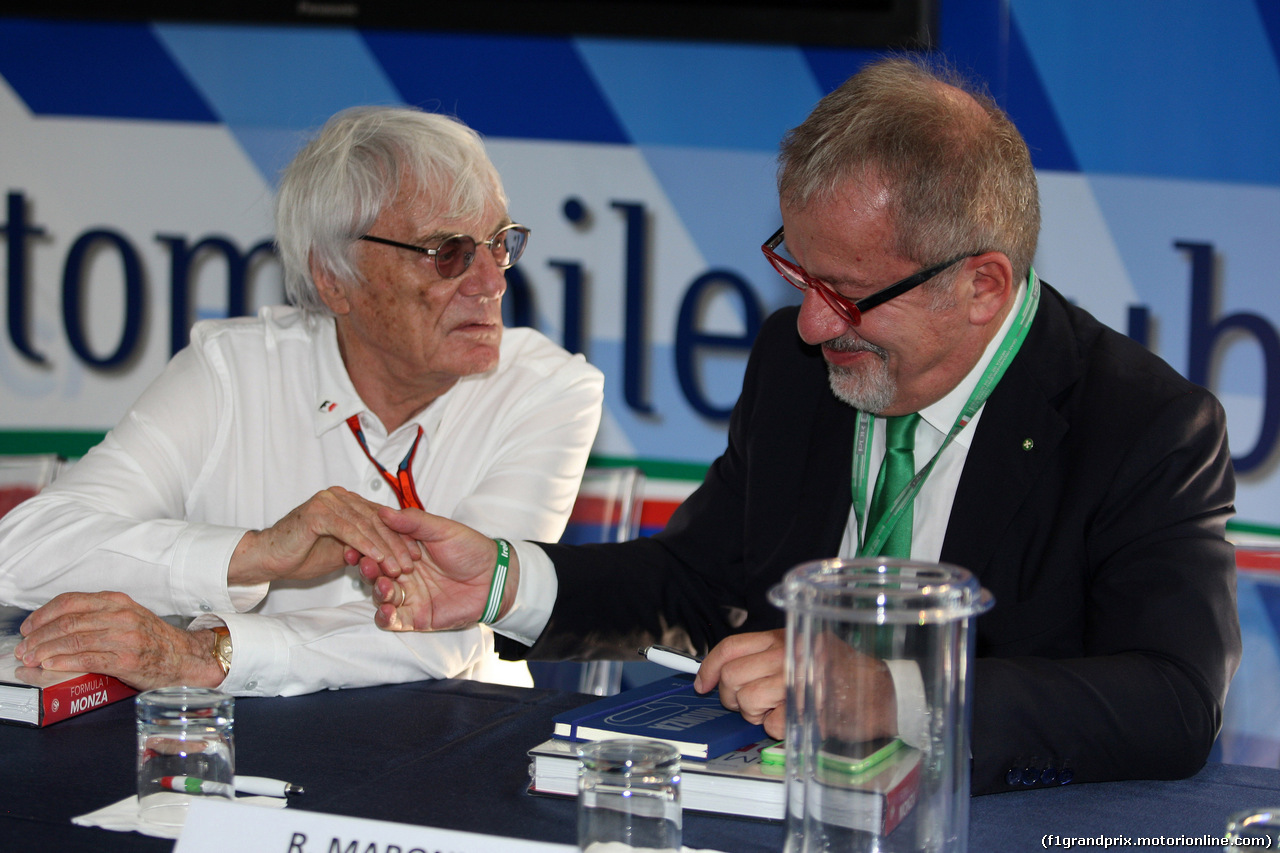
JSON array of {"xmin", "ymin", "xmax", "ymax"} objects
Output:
[{"xmin": 824, "ymin": 337, "xmax": 888, "ymax": 359}]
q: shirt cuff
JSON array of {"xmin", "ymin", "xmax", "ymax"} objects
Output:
[
  {"xmin": 189, "ymin": 612, "xmax": 286, "ymax": 696},
  {"xmin": 885, "ymin": 658, "xmax": 929, "ymax": 748},
  {"xmin": 489, "ymin": 541, "xmax": 557, "ymax": 647},
  {"xmin": 171, "ymin": 524, "xmax": 268, "ymax": 615}
]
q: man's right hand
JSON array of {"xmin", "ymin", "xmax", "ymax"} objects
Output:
[
  {"xmin": 696, "ymin": 630, "xmax": 789, "ymax": 739},
  {"xmin": 355, "ymin": 507, "xmax": 516, "ymax": 632},
  {"xmin": 697, "ymin": 629, "xmax": 900, "ymax": 743},
  {"xmin": 228, "ymin": 487, "xmax": 421, "ymax": 586}
]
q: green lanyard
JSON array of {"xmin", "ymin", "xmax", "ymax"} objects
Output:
[{"xmin": 852, "ymin": 270, "xmax": 1041, "ymax": 557}]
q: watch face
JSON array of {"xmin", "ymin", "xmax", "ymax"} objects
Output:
[{"xmin": 214, "ymin": 630, "xmax": 232, "ymax": 674}]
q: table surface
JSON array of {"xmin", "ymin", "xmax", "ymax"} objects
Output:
[{"xmin": 2, "ymin": 678, "xmax": 1278, "ymax": 851}]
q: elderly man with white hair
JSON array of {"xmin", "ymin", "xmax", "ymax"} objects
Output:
[{"xmin": 0, "ymin": 106, "xmax": 603, "ymax": 696}]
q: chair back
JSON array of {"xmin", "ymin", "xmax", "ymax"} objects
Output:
[
  {"xmin": 561, "ymin": 466, "xmax": 644, "ymax": 546},
  {"xmin": 529, "ymin": 465, "xmax": 644, "ymax": 696},
  {"xmin": 0, "ymin": 454, "xmax": 63, "ymax": 518}
]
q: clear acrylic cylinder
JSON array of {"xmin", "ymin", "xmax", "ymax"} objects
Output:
[{"xmin": 769, "ymin": 559, "xmax": 993, "ymax": 853}]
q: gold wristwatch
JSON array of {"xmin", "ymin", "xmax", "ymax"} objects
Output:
[{"xmin": 211, "ymin": 626, "xmax": 233, "ymax": 676}]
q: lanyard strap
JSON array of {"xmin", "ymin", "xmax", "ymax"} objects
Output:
[
  {"xmin": 347, "ymin": 415, "xmax": 425, "ymax": 511},
  {"xmin": 852, "ymin": 270, "xmax": 1042, "ymax": 556}
]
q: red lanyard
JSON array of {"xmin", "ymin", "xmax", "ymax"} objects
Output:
[{"xmin": 346, "ymin": 415, "xmax": 425, "ymax": 510}]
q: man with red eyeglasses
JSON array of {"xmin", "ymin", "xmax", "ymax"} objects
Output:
[
  {"xmin": 0, "ymin": 106, "xmax": 602, "ymax": 696},
  {"xmin": 357, "ymin": 58, "xmax": 1239, "ymax": 794}
]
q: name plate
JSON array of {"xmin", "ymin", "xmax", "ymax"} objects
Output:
[{"xmin": 175, "ymin": 798, "xmax": 576, "ymax": 853}]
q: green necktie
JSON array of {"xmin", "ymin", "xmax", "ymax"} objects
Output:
[{"xmin": 863, "ymin": 413, "xmax": 921, "ymax": 559}]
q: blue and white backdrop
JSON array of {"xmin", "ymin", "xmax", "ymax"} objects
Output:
[{"xmin": 1, "ymin": 0, "xmax": 1278, "ymax": 764}]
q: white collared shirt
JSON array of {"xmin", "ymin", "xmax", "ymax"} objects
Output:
[{"xmin": 0, "ymin": 306, "xmax": 603, "ymax": 696}]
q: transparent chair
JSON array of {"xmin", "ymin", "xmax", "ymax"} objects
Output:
[
  {"xmin": 0, "ymin": 454, "xmax": 63, "ymax": 518},
  {"xmin": 528, "ymin": 465, "xmax": 644, "ymax": 696}
]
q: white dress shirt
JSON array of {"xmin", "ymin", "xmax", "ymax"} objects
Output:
[{"xmin": 0, "ymin": 306, "xmax": 603, "ymax": 696}]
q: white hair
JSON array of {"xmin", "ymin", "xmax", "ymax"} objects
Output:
[{"xmin": 274, "ymin": 106, "xmax": 508, "ymax": 314}]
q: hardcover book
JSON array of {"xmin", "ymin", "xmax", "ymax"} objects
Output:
[
  {"xmin": 529, "ymin": 735, "xmax": 923, "ymax": 831},
  {"xmin": 810, "ymin": 741, "xmax": 923, "ymax": 836},
  {"xmin": 550, "ymin": 674, "xmax": 766, "ymax": 760},
  {"xmin": 0, "ymin": 606, "xmax": 138, "ymax": 727},
  {"xmin": 529, "ymin": 736, "xmax": 787, "ymax": 820}
]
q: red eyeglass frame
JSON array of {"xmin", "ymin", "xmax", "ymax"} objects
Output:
[{"xmin": 762, "ymin": 226, "xmax": 972, "ymax": 325}]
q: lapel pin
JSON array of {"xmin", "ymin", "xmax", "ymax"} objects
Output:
[{"xmin": 1022, "ymin": 438, "xmax": 1034, "ymax": 451}]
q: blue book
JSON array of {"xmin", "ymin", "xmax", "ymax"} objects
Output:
[{"xmin": 550, "ymin": 674, "xmax": 766, "ymax": 760}]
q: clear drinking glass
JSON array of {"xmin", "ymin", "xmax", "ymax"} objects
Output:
[
  {"xmin": 1225, "ymin": 807, "xmax": 1280, "ymax": 849},
  {"xmin": 577, "ymin": 739, "xmax": 682, "ymax": 852},
  {"xmin": 136, "ymin": 687, "xmax": 235, "ymax": 828}
]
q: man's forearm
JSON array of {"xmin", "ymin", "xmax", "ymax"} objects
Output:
[{"xmin": 227, "ymin": 530, "xmax": 274, "ymax": 586}]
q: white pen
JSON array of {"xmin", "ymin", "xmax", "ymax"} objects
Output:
[
  {"xmin": 639, "ymin": 644, "xmax": 703, "ymax": 675},
  {"xmin": 236, "ymin": 775, "xmax": 305, "ymax": 797},
  {"xmin": 160, "ymin": 775, "xmax": 304, "ymax": 798}
]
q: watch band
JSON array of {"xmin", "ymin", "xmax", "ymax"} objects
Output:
[{"xmin": 211, "ymin": 626, "xmax": 232, "ymax": 676}]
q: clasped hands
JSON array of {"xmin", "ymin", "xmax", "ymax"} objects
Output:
[
  {"xmin": 351, "ymin": 507, "xmax": 514, "ymax": 632},
  {"xmin": 353, "ymin": 509, "xmax": 899, "ymax": 744}
]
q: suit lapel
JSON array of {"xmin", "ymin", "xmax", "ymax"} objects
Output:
[
  {"xmin": 773, "ymin": 320, "xmax": 857, "ymax": 569},
  {"xmin": 803, "ymin": 383, "xmax": 858, "ymax": 556},
  {"xmin": 941, "ymin": 286, "xmax": 1079, "ymax": 579}
]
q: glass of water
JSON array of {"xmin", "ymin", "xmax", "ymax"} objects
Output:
[
  {"xmin": 577, "ymin": 739, "xmax": 681, "ymax": 852},
  {"xmin": 136, "ymin": 687, "xmax": 235, "ymax": 829}
]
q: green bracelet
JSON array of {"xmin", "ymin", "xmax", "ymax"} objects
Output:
[{"xmin": 480, "ymin": 538, "xmax": 511, "ymax": 624}]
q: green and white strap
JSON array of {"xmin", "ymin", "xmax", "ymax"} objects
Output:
[{"xmin": 480, "ymin": 538, "xmax": 511, "ymax": 624}]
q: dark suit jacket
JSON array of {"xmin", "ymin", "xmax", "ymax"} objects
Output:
[{"xmin": 501, "ymin": 284, "xmax": 1241, "ymax": 795}]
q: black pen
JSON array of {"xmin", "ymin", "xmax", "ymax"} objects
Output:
[{"xmin": 639, "ymin": 644, "xmax": 703, "ymax": 675}]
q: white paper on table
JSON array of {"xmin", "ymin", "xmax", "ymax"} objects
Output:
[
  {"xmin": 72, "ymin": 794, "xmax": 286, "ymax": 840},
  {"xmin": 171, "ymin": 797, "xmax": 730, "ymax": 853}
]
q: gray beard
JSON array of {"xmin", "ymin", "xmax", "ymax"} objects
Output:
[{"xmin": 824, "ymin": 337, "xmax": 896, "ymax": 413}]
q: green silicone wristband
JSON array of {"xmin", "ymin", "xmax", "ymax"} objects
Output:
[{"xmin": 480, "ymin": 538, "xmax": 511, "ymax": 624}]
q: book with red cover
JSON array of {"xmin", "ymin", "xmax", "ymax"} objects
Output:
[{"xmin": 0, "ymin": 606, "xmax": 138, "ymax": 727}]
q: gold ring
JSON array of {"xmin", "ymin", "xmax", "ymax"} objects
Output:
[{"xmin": 394, "ymin": 584, "xmax": 407, "ymax": 608}]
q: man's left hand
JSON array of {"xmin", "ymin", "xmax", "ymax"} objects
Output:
[{"xmin": 13, "ymin": 591, "xmax": 226, "ymax": 691}]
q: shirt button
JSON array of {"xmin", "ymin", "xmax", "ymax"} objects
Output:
[
  {"xmin": 200, "ymin": 603, "xmax": 212, "ymax": 612},
  {"xmin": 245, "ymin": 681, "xmax": 258, "ymax": 690},
  {"xmin": 370, "ymin": 479, "xmax": 383, "ymax": 491}
]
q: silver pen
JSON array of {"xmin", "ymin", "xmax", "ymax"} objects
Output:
[{"xmin": 639, "ymin": 644, "xmax": 703, "ymax": 675}]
